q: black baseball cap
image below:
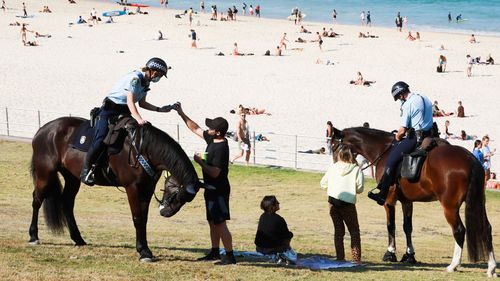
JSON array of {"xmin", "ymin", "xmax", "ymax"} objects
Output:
[{"xmin": 205, "ymin": 117, "xmax": 228, "ymax": 136}]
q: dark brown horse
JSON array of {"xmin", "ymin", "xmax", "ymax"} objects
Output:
[
  {"xmin": 331, "ymin": 126, "xmax": 497, "ymax": 277},
  {"xmin": 29, "ymin": 117, "xmax": 203, "ymax": 261}
]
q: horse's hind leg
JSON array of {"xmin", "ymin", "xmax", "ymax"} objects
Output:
[
  {"xmin": 400, "ymin": 202, "xmax": 417, "ymax": 263},
  {"xmin": 29, "ymin": 189, "xmax": 43, "ymax": 245},
  {"xmin": 28, "ymin": 167, "xmax": 57, "ymax": 245},
  {"xmin": 443, "ymin": 208, "xmax": 465, "ymax": 272},
  {"xmin": 61, "ymin": 170, "xmax": 86, "ymax": 246}
]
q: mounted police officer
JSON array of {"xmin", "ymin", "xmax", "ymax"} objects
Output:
[
  {"xmin": 368, "ymin": 81, "xmax": 434, "ymax": 205},
  {"xmin": 80, "ymin": 57, "xmax": 174, "ymax": 186}
]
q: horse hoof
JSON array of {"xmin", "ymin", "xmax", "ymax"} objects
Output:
[
  {"xmin": 140, "ymin": 256, "xmax": 158, "ymax": 263},
  {"xmin": 383, "ymin": 251, "xmax": 397, "ymax": 262},
  {"xmin": 75, "ymin": 241, "xmax": 87, "ymax": 247},
  {"xmin": 400, "ymin": 253, "xmax": 417, "ymax": 264},
  {"xmin": 446, "ymin": 265, "xmax": 458, "ymax": 272},
  {"xmin": 28, "ymin": 240, "xmax": 41, "ymax": 246}
]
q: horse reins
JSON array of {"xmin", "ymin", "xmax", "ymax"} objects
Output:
[{"xmin": 335, "ymin": 137, "xmax": 395, "ymax": 171}]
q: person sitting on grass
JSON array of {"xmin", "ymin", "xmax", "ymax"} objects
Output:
[{"xmin": 255, "ymin": 195, "xmax": 294, "ymax": 263}]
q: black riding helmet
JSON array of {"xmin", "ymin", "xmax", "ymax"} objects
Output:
[
  {"xmin": 391, "ymin": 81, "xmax": 410, "ymax": 101},
  {"xmin": 146, "ymin": 57, "xmax": 171, "ymax": 77}
]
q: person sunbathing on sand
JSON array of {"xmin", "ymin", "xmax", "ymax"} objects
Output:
[
  {"xmin": 327, "ymin": 28, "xmax": 339, "ymax": 37},
  {"xmin": 35, "ymin": 31, "xmax": 51, "ymax": 38},
  {"xmin": 406, "ymin": 31, "xmax": 416, "ymax": 41},
  {"xmin": 300, "ymin": 26, "xmax": 311, "ymax": 33},
  {"xmin": 24, "ymin": 40, "xmax": 38, "ymax": 46},
  {"xmin": 469, "ymin": 34, "xmax": 477, "ymax": 43},
  {"xmin": 359, "ymin": 32, "xmax": 378, "ymax": 38},
  {"xmin": 233, "ymin": 42, "xmax": 242, "ymax": 55},
  {"xmin": 432, "ymin": 100, "xmax": 452, "ymax": 117},
  {"xmin": 68, "ymin": 0, "xmax": 76, "ymax": 3},
  {"xmin": 321, "ymin": 27, "xmax": 328, "ymax": 37},
  {"xmin": 295, "ymin": 37, "xmax": 306, "ymax": 43},
  {"xmin": 275, "ymin": 46, "xmax": 282, "ymax": 56},
  {"xmin": 461, "ymin": 130, "xmax": 477, "ymax": 141},
  {"xmin": 9, "ymin": 21, "xmax": 21, "ymax": 26},
  {"xmin": 76, "ymin": 16, "xmax": 87, "ymax": 24},
  {"xmin": 350, "ymin": 72, "xmax": 375, "ymax": 86},
  {"xmin": 230, "ymin": 105, "xmax": 271, "ymax": 116},
  {"xmin": 39, "ymin": 6, "xmax": 51, "ymax": 13}
]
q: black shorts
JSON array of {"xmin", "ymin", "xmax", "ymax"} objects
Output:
[
  {"xmin": 92, "ymin": 16, "xmax": 97, "ymax": 20},
  {"xmin": 204, "ymin": 193, "xmax": 230, "ymax": 224}
]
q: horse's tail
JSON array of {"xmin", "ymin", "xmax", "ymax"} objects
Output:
[
  {"xmin": 465, "ymin": 157, "xmax": 491, "ymax": 262},
  {"xmin": 42, "ymin": 175, "xmax": 66, "ymax": 234}
]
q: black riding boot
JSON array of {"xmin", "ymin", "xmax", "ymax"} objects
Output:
[
  {"xmin": 368, "ymin": 169, "xmax": 394, "ymax": 206},
  {"xmin": 80, "ymin": 144, "xmax": 104, "ymax": 186}
]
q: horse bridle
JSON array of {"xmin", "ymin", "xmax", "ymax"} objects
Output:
[{"xmin": 334, "ymin": 136, "xmax": 395, "ymax": 171}]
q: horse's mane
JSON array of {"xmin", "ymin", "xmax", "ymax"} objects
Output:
[
  {"xmin": 140, "ymin": 124, "xmax": 198, "ymax": 186},
  {"xmin": 345, "ymin": 127, "xmax": 394, "ymax": 139}
]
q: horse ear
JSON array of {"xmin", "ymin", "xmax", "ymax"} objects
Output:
[{"xmin": 332, "ymin": 127, "xmax": 343, "ymax": 140}]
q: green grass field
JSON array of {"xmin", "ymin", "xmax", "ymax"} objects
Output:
[{"xmin": 1, "ymin": 139, "xmax": 499, "ymax": 280}]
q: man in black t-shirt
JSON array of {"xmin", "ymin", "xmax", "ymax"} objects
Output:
[{"xmin": 174, "ymin": 102, "xmax": 236, "ymax": 265}]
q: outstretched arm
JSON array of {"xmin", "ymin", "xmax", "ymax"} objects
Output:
[{"xmin": 175, "ymin": 102, "xmax": 204, "ymax": 138}]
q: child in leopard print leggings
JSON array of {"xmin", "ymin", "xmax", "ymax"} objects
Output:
[{"xmin": 320, "ymin": 145, "xmax": 364, "ymax": 264}]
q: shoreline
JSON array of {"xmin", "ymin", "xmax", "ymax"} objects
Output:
[{"xmin": 134, "ymin": 0, "xmax": 500, "ymax": 38}]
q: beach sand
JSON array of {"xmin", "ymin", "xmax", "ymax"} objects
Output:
[{"xmin": 1, "ymin": 0, "xmax": 499, "ymax": 171}]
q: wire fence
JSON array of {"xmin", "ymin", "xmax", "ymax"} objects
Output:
[{"xmin": 0, "ymin": 106, "xmax": 336, "ymax": 172}]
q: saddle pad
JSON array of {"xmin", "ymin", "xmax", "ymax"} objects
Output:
[{"xmin": 70, "ymin": 121, "xmax": 94, "ymax": 152}]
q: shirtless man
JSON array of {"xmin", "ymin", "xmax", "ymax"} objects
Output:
[{"xmin": 231, "ymin": 112, "xmax": 251, "ymax": 165}]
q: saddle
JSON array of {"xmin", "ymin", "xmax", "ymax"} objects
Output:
[
  {"xmin": 70, "ymin": 116, "xmax": 138, "ymax": 186},
  {"xmin": 400, "ymin": 137, "xmax": 449, "ymax": 182}
]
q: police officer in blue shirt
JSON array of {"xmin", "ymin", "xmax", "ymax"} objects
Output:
[
  {"xmin": 368, "ymin": 81, "xmax": 434, "ymax": 205},
  {"xmin": 80, "ymin": 57, "xmax": 174, "ymax": 185}
]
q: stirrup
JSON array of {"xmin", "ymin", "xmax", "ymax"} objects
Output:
[{"xmin": 81, "ymin": 166, "xmax": 96, "ymax": 186}]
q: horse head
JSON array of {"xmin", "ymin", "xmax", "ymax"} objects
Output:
[
  {"xmin": 159, "ymin": 174, "xmax": 203, "ymax": 217},
  {"xmin": 139, "ymin": 123, "xmax": 203, "ymax": 217}
]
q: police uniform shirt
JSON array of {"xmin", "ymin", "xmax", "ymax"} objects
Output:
[
  {"xmin": 400, "ymin": 93, "xmax": 433, "ymax": 131},
  {"xmin": 106, "ymin": 71, "xmax": 149, "ymax": 105}
]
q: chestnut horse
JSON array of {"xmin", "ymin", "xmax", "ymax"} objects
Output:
[
  {"xmin": 332, "ymin": 126, "xmax": 496, "ymax": 277},
  {"xmin": 29, "ymin": 117, "xmax": 203, "ymax": 261}
]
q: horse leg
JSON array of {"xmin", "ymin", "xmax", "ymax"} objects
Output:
[
  {"xmin": 400, "ymin": 202, "xmax": 417, "ymax": 263},
  {"xmin": 443, "ymin": 208, "xmax": 465, "ymax": 273},
  {"xmin": 28, "ymin": 167, "xmax": 56, "ymax": 245},
  {"xmin": 383, "ymin": 204, "xmax": 397, "ymax": 262},
  {"xmin": 29, "ymin": 189, "xmax": 43, "ymax": 245},
  {"xmin": 61, "ymin": 170, "xmax": 86, "ymax": 246},
  {"xmin": 126, "ymin": 185, "xmax": 154, "ymax": 262}
]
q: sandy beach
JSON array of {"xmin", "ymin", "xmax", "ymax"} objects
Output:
[{"xmin": 1, "ymin": 0, "xmax": 499, "ymax": 172}]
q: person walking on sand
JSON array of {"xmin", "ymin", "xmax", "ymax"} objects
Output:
[
  {"xmin": 90, "ymin": 8, "xmax": 98, "ymax": 25},
  {"xmin": 188, "ymin": 7, "xmax": 193, "ymax": 26},
  {"xmin": 482, "ymin": 135, "xmax": 496, "ymax": 183},
  {"xmin": 242, "ymin": 2, "xmax": 247, "ymax": 15},
  {"xmin": 190, "ymin": 29, "xmax": 197, "ymax": 48},
  {"xmin": 316, "ymin": 32, "xmax": 323, "ymax": 51},
  {"xmin": 200, "ymin": 1, "xmax": 204, "ymax": 13},
  {"xmin": 279, "ymin": 33, "xmax": 288, "ymax": 49},
  {"xmin": 332, "ymin": 9, "xmax": 337, "ymax": 24},
  {"xmin": 366, "ymin": 11, "xmax": 371, "ymax": 26},
  {"xmin": 320, "ymin": 145, "xmax": 364, "ymax": 264},
  {"xmin": 1, "ymin": 0, "xmax": 6, "ymax": 12},
  {"xmin": 22, "ymin": 2, "xmax": 27, "ymax": 17},
  {"xmin": 174, "ymin": 103, "xmax": 236, "ymax": 265},
  {"xmin": 255, "ymin": 5, "xmax": 260, "ymax": 18},
  {"xmin": 466, "ymin": 54, "xmax": 473, "ymax": 77},
  {"xmin": 360, "ymin": 11, "xmax": 365, "ymax": 26},
  {"xmin": 395, "ymin": 12, "xmax": 402, "ymax": 32},
  {"xmin": 231, "ymin": 111, "xmax": 251, "ymax": 165},
  {"xmin": 20, "ymin": 23, "xmax": 32, "ymax": 45}
]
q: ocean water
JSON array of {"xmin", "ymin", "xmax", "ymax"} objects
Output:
[{"xmin": 133, "ymin": 0, "xmax": 500, "ymax": 36}]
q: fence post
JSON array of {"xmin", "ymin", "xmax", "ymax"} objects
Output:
[
  {"xmin": 294, "ymin": 134, "xmax": 298, "ymax": 169},
  {"xmin": 5, "ymin": 107, "xmax": 9, "ymax": 136},
  {"xmin": 37, "ymin": 110, "xmax": 41, "ymax": 128},
  {"xmin": 176, "ymin": 123, "xmax": 180, "ymax": 143},
  {"xmin": 252, "ymin": 131, "xmax": 256, "ymax": 165}
]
